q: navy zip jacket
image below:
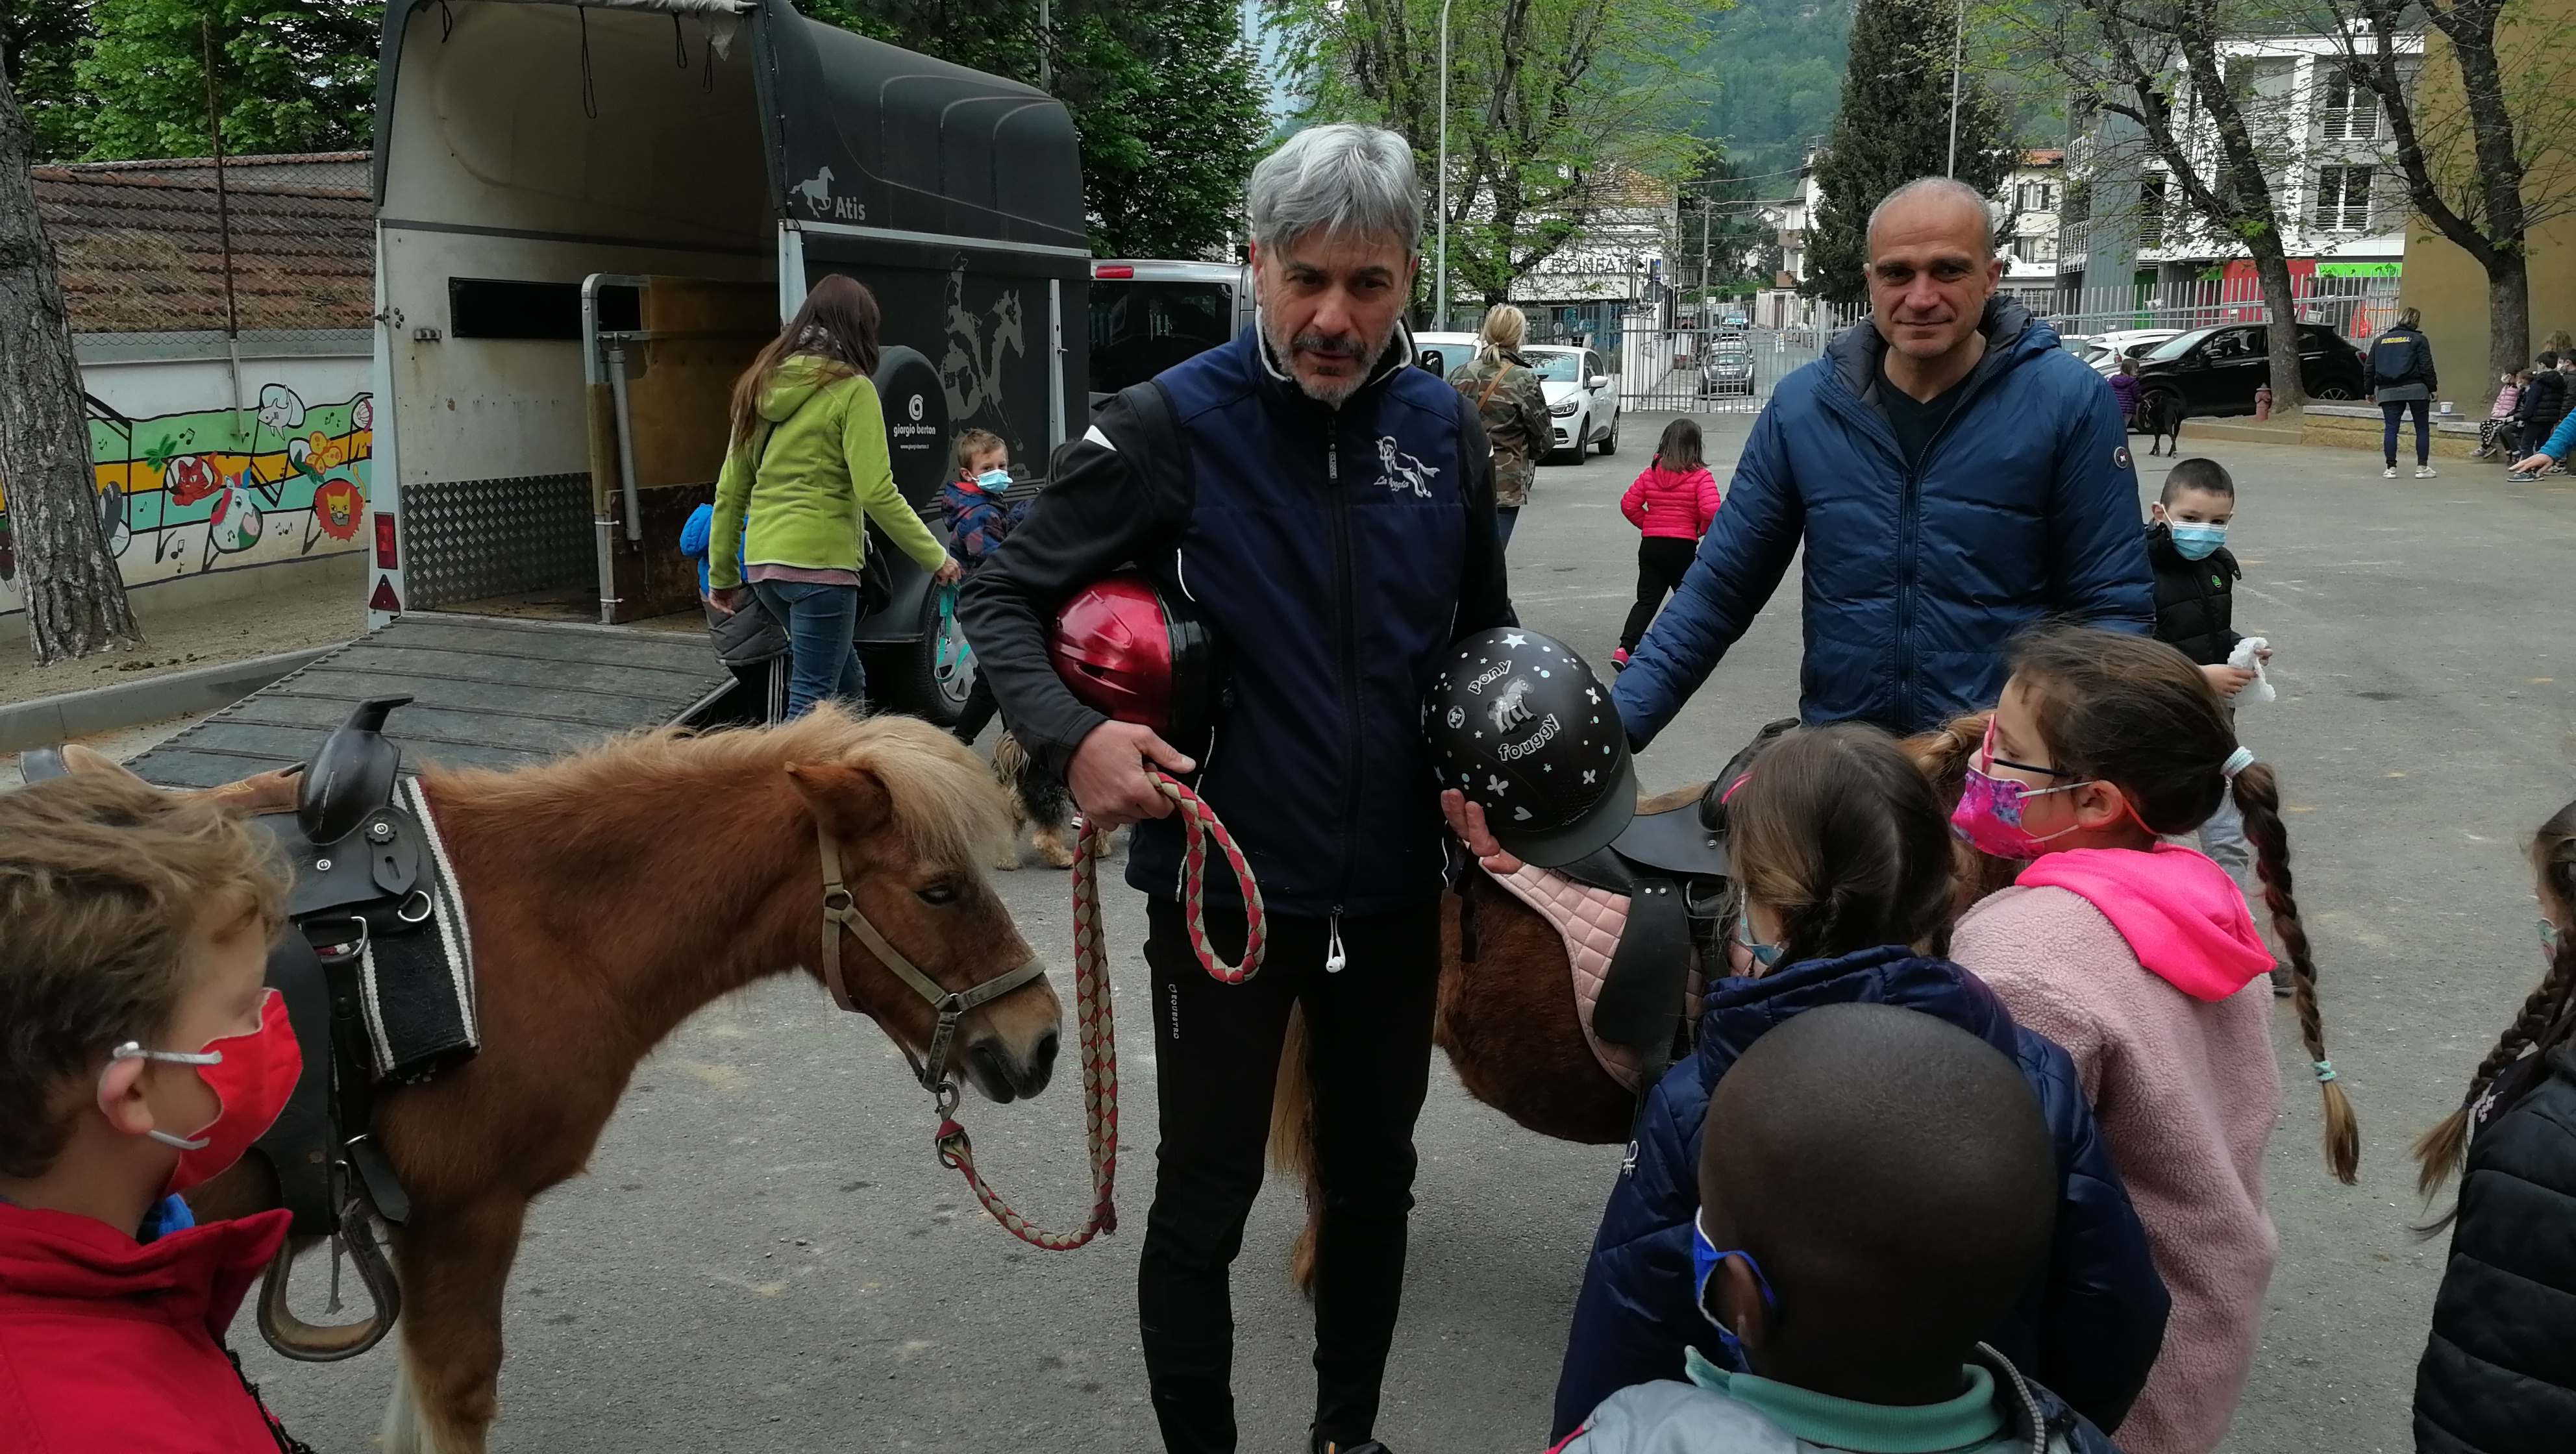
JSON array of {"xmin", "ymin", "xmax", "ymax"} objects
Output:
[
  {"xmin": 1550, "ymin": 946, "xmax": 2169, "ymax": 1442},
  {"xmin": 1613, "ymin": 298, "xmax": 2153, "ymax": 740},
  {"xmin": 956, "ymin": 324, "xmax": 1514, "ymax": 917}
]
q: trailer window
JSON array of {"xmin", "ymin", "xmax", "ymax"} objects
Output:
[
  {"xmin": 1090, "ymin": 282, "xmax": 1235, "ymax": 393},
  {"xmin": 447, "ymin": 278, "xmax": 638, "ymax": 340}
]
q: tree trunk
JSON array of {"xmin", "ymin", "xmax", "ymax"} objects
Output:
[
  {"xmin": 0, "ymin": 74, "xmax": 140, "ymax": 664},
  {"xmin": 2486, "ymin": 246, "xmax": 2531, "ymax": 388},
  {"xmin": 2247, "ymin": 226, "xmax": 2310, "ymax": 412}
]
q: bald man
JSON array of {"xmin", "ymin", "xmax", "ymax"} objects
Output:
[{"xmin": 1612, "ymin": 177, "xmax": 2153, "ymax": 738}]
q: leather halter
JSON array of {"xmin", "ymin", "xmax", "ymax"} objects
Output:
[{"xmin": 815, "ymin": 822, "xmax": 1046, "ymax": 1105}]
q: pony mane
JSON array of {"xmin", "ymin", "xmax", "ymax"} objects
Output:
[{"xmin": 428, "ymin": 704, "xmax": 1012, "ymax": 870}]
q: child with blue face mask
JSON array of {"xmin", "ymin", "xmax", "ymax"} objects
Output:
[
  {"xmin": 1554, "ymin": 1004, "xmax": 2125, "ymax": 1454},
  {"xmin": 1548, "ymin": 725, "xmax": 2167, "ymax": 1447},
  {"xmin": 2144, "ymin": 457, "xmax": 2271, "ymax": 891}
]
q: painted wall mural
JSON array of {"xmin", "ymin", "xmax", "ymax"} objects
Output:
[{"xmin": 0, "ymin": 384, "xmax": 372, "ymax": 615}]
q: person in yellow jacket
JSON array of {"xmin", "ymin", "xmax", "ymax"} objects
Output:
[{"xmin": 706, "ymin": 276, "xmax": 958, "ymax": 717}]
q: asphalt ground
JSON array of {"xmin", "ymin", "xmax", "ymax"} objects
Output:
[{"xmin": 182, "ymin": 415, "xmax": 2576, "ymax": 1453}]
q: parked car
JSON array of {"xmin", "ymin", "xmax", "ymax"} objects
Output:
[
  {"xmin": 2075, "ymin": 328, "xmax": 2186, "ymax": 375},
  {"xmin": 1413, "ymin": 330, "xmax": 1483, "ymax": 379},
  {"xmin": 2131, "ymin": 322, "xmax": 2368, "ymax": 417},
  {"xmin": 1720, "ymin": 311, "xmax": 1750, "ymax": 330},
  {"xmin": 1700, "ymin": 342, "xmax": 1756, "ymax": 397},
  {"xmin": 1524, "ymin": 344, "xmax": 1621, "ymax": 460}
]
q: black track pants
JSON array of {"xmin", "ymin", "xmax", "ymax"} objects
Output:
[
  {"xmin": 1137, "ymin": 895, "xmax": 1443, "ymax": 1454},
  {"xmin": 1620, "ymin": 536, "xmax": 1700, "ymax": 651}
]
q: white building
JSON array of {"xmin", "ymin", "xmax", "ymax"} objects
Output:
[
  {"xmin": 2000, "ymin": 149, "xmax": 2066, "ymax": 297},
  {"xmin": 1504, "ymin": 165, "xmax": 1679, "ymax": 310},
  {"xmin": 2066, "ymin": 31, "xmax": 2420, "ymax": 297}
]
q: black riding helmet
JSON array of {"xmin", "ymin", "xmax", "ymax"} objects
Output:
[{"xmin": 1423, "ymin": 628, "xmax": 1636, "ymax": 867}]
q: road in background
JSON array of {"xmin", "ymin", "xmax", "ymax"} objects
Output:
[{"xmin": 171, "ymin": 416, "xmax": 2576, "ymax": 1454}]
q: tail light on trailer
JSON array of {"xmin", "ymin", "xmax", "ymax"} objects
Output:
[
  {"xmin": 375, "ymin": 513, "xmax": 399, "ymax": 569},
  {"xmin": 1094, "ymin": 265, "xmax": 1134, "ymax": 278}
]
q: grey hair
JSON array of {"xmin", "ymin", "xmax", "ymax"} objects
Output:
[
  {"xmin": 1246, "ymin": 125, "xmax": 1423, "ymax": 255},
  {"xmin": 1866, "ymin": 177, "xmax": 1996, "ymax": 259}
]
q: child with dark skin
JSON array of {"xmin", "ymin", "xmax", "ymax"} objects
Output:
[{"xmin": 1555, "ymin": 1004, "xmax": 2122, "ymax": 1454}]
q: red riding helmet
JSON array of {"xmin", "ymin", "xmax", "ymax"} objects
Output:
[{"xmin": 1050, "ymin": 574, "xmax": 1225, "ymax": 754}]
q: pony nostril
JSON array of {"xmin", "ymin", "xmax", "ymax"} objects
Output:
[
  {"xmin": 1032, "ymin": 1029, "xmax": 1061, "ymax": 1076},
  {"xmin": 967, "ymin": 1040, "xmax": 1017, "ymax": 1103}
]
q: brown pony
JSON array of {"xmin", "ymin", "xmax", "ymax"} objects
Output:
[
  {"xmin": 1269, "ymin": 717, "xmax": 2004, "ymax": 1281},
  {"xmin": 88, "ymin": 707, "xmax": 1060, "ymax": 1454}
]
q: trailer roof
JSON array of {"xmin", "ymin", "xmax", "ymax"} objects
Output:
[{"xmin": 374, "ymin": 0, "xmax": 1085, "ymax": 252}]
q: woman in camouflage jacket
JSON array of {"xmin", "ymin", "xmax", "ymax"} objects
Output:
[{"xmin": 1448, "ymin": 304, "xmax": 1554, "ymax": 547}]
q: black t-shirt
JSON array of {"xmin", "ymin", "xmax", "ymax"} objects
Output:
[{"xmin": 1879, "ymin": 373, "xmax": 1971, "ymax": 470}]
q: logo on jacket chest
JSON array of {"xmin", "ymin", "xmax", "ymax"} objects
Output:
[{"xmin": 1374, "ymin": 436, "xmax": 1441, "ymax": 498}]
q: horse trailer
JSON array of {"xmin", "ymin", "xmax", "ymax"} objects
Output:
[{"xmin": 360, "ymin": 0, "xmax": 1089, "ymax": 725}]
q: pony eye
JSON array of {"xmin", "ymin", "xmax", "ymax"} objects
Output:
[{"xmin": 916, "ymin": 883, "xmax": 959, "ymax": 907}]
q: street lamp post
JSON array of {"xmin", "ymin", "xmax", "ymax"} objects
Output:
[
  {"xmin": 1435, "ymin": 0, "xmax": 1453, "ymax": 332},
  {"xmin": 1944, "ymin": 0, "xmax": 1964, "ymax": 177}
]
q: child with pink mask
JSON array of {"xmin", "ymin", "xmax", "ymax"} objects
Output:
[{"xmin": 1935, "ymin": 624, "xmax": 2359, "ymax": 1454}]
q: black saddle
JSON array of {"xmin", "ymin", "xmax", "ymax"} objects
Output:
[
  {"xmin": 250, "ymin": 698, "xmax": 427, "ymax": 1265},
  {"xmin": 1545, "ymin": 717, "xmax": 1798, "ymax": 1090}
]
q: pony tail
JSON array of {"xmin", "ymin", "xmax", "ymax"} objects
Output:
[
  {"xmin": 2234, "ymin": 762, "xmax": 2360, "ymax": 1184},
  {"xmin": 2412, "ymin": 931, "xmax": 2576, "ymax": 1205},
  {"xmin": 1902, "ymin": 710, "xmax": 1990, "ymax": 804}
]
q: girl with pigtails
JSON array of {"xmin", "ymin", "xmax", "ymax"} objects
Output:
[
  {"xmin": 2410, "ymin": 800, "xmax": 2576, "ymax": 1454},
  {"xmin": 1923, "ymin": 624, "xmax": 2357, "ymax": 1454}
]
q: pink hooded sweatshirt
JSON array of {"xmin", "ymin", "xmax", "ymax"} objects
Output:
[{"xmin": 1951, "ymin": 843, "xmax": 2281, "ymax": 1454}]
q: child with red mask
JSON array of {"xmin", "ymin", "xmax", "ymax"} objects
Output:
[
  {"xmin": 0, "ymin": 773, "xmax": 308, "ymax": 1454},
  {"xmin": 1935, "ymin": 624, "xmax": 2359, "ymax": 1454}
]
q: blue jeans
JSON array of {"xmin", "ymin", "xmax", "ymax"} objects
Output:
[
  {"xmin": 1494, "ymin": 506, "xmax": 1520, "ymax": 549},
  {"xmin": 2383, "ymin": 398, "xmax": 2431, "ymax": 466},
  {"xmin": 749, "ymin": 578, "xmax": 863, "ymax": 719}
]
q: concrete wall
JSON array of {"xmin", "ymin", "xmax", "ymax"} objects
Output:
[{"xmin": 2402, "ymin": 0, "xmax": 2576, "ymax": 398}]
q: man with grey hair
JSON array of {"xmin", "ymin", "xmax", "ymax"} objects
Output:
[
  {"xmin": 959, "ymin": 123, "xmax": 1513, "ymax": 1454},
  {"xmin": 1611, "ymin": 174, "xmax": 2153, "ymax": 738}
]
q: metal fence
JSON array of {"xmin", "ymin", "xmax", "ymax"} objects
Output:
[{"xmin": 1582, "ymin": 268, "xmax": 2405, "ymax": 419}]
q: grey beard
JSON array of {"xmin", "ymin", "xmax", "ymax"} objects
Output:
[{"xmin": 1263, "ymin": 315, "xmax": 1393, "ymax": 406}]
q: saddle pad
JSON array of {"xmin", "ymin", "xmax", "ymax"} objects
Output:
[
  {"xmin": 359, "ymin": 778, "xmax": 478, "ymax": 1083},
  {"xmin": 1485, "ymin": 862, "xmax": 1704, "ymax": 1092}
]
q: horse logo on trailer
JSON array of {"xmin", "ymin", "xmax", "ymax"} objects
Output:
[
  {"xmin": 941, "ymin": 257, "xmax": 1026, "ymax": 441},
  {"xmin": 791, "ymin": 165, "xmax": 865, "ymax": 222}
]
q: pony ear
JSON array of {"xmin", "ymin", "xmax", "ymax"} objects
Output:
[
  {"xmin": 60, "ymin": 744, "xmax": 146, "ymax": 782},
  {"xmin": 785, "ymin": 761, "xmax": 894, "ymax": 843}
]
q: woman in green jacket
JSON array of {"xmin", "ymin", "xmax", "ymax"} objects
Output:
[{"xmin": 706, "ymin": 276, "xmax": 958, "ymax": 718}]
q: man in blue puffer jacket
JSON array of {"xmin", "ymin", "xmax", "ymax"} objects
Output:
[
  {"xmin": 1550, "ymin": 948, "xmax": 2171, "ymax": 1442},
  {"xmin": 959, "ymin": 126, "xmax": 1513, "ymax": 1454},
  {"xmin": 1615, "ymin": 179, "xmax": 2153, "ymax": 741}
]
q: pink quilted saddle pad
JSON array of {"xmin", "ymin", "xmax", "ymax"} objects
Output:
[{"xmin": 1484, "ymin": 862, "xmax": 1703, "ymax": 1092}]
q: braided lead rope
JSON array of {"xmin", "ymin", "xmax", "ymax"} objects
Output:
[
  {"xmin": 1159, "ymin": 774, "xmax": 1267, "ymax": 983},
  {"xmin": 926, "ymin": 773, "xmax": 1263, "ymax": 1248}
]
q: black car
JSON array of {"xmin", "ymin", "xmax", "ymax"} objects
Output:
[
  {"xmin": 2131, "ymin": 321, "xmax": 2368, "ymax": 417},
  {"xmin": 1700, "ymin": 345, "xmax": 1756, "ymax": 397}
]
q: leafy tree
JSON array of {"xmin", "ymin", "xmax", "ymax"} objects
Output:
[
  {"xmin": 1998, "ymin": 0, "xmax": 2312, "ymax": 408},
  {"xmin": 1274, "ymin": 0, "xmax": 1707, "ymax": 310},
  {"xmin": 2308, "ymin": 0, "xmax": 2576, "ymax": 392},
  {"xmin": 0, "ymin": 1, "xmax": 92, "ymax": 162},
  {"xmin": 73, "ymin": 1, "xmax": 380, "ymax": 160},
  {"xmin": 1803, "ymin": 0, "xmax": 2014, "ymax": 308},
  {"xmin": 804, "ymin": 0, "xmax": 1266, "ymax": 257}
]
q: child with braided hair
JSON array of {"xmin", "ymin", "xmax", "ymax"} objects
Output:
[
  {"xmin": 2409, "ymin": 799, "xmax": 2576, "ymax": 1454},
  {"xmin": 1931, "ymin": 624, "xmax": 2357, "ymax": 1454}
]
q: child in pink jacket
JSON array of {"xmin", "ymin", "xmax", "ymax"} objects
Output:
[
  {"xmin": 1939, "ymin": 624, "xmax": 2359, "ymax": 1454},
  {"xmin": 1614, "ymin": 419, "xmax": 1720, "ymax": 669}
]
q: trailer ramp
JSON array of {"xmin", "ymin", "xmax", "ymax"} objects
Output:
[{"xmin": 128, "ymin": 615, "xmax": 728, "ymax": 789}]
